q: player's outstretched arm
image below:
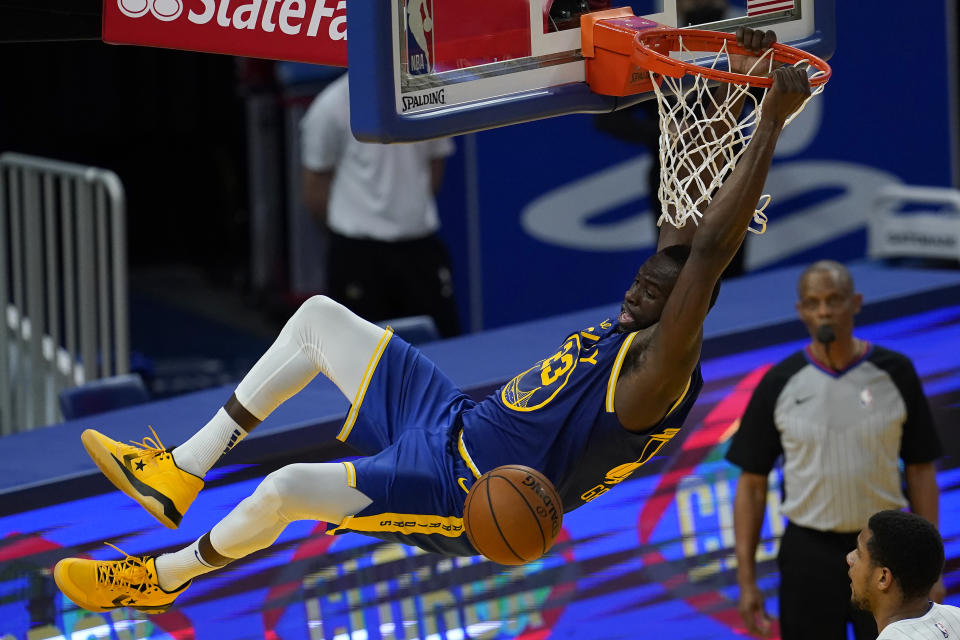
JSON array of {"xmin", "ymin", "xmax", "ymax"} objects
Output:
[
  {"xmin": 690, "ymin": 66, "xmax": 809, "ymax": 263},
  {"xmin": 616, "ymin": 67, "xmax": 810, "ymax": 431}
]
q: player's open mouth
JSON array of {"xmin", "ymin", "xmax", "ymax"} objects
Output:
[{"xmin": 619, "ymin": 306, "xmax": 634, "ymax": 324}]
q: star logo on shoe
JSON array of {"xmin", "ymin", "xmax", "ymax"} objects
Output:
[{"xmin": 135, "ymin": 460, "xmax": 146, "ymax": 471}]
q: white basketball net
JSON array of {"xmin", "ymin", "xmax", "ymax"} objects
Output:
[{"xmin": 650, "ymin": 37, "xmax": 825, "ymax": 234}]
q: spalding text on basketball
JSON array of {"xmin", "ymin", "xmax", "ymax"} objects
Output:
[{"xmin": 523, "ymin": 475, "xmax": 561, "ymax": 537}]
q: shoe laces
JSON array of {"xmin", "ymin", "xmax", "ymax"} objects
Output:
[
  {"xmin": 97, "ymin": 543, "xmax": 156, "ymax": 594},
  {"xmin": 126, "ymin": 425, "xmax": 172, "ymax": 465}
]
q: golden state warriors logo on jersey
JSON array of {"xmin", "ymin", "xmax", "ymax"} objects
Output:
[{"xmin": 502, "ymin": 325, "xmax": 607, "ymax": 412}]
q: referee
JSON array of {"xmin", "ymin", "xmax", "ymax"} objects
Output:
[
  {"xmin": 726, "ymin": 260, "xmax": 944, "ymax": 640},
  {"xmin": 301, "ymin": 72, "xmax": 460, "ymax": 338}
]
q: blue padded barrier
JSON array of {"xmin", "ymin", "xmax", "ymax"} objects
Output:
[{"xmin": 58, "ymin": 373, "xmax": 150, "ymax": 421}]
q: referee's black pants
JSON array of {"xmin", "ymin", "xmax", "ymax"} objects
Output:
[
  {"xmin": 778, "ymin": 521, "xmax": 878, "ymax": 640},
  {"xmin": 327, "ymin": 230, "xmax": 460, "ymax": 338}
]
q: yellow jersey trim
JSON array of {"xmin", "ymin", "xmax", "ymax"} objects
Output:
[
  {"xmin": 606, "ymin": 331, "xmax": 639, "ymax": 412},
  {"xmin": 337, "ymin": 328, "xmax": 394, "ymax": 442},
  {"xmin": 458, "ymin": 430, "xmax": 482, "ymax": 479},
  {"xmin": 328, "ymin": 512, "xmax": 464, "ymax": 538},
  {"xmin": 342, "ymin": 461, "xmax": 357, "ymax": 488}
]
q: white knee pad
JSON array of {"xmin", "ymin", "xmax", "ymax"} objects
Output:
[
  {"xmin": 209, "ymin": 472, "xmax": 287, "ymax": 558},
  {"xmin": 253, "ymin": 471, "xmax": 285, "ymax": 510},
  {"xmin": 208, "ymin": 463, "xmax": 372, "ymax": 560},
  {"xmin": 267, "ymin": 463, "xmax": 372, "ymax": 525},
  {"xmin": 234, "ymin": 295, "xmax": 387, "ymax": 419},
  {"xmin": 284, "ymin": 295, "xmax": 387, "ymax": 400}
]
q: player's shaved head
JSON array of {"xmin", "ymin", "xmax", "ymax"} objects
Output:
[{"xmin": 797, "ymin": 260, "xmax": 855, "ymax": 298}]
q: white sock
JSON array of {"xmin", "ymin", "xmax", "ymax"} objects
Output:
[
  {"xmin": 155, "ymin": 538, "xmax": 219, "ymax": 591},
  {"xmin": 172, "ymin": 408, "xmax": 247, "ymax": 478}
]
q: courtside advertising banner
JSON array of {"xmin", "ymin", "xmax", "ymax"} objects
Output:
[{"xmin": 103, "ymin": 0, "xmax": 348, "ymax": 65}]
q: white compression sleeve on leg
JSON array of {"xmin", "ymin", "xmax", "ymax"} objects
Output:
[
  {"xmin": 208, "ymin": 463, "xmax": 372, "ymax": 560},
  {"xmin": 156, "ymin": 463, "xmax": 370, "ymax": 589},
  {"xmin": 234, "ymin": 295, "xmax": 387, "ymax": 420}
]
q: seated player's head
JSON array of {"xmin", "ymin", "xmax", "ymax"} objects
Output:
[
  {"xmin": 795, "ymin": 260, "xmax": 862, "ymax": 342},
  {"xmin": 847, "ymin": 510, "xmax": 945, "ymax": 612},
  {"xmin": 618, "ymin": 245, "xmax": 721, "ymax": 332}
]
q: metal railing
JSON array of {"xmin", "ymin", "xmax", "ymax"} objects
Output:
[{"xmin": 0, "ymin": 153, "xmax": 129, "ymax": 435}]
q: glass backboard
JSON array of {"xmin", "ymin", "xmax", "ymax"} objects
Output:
[{"xmin": 347, "ymin": 0, "xmax": 834, "ymax": 141}]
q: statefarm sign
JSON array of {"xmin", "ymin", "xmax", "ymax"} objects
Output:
[{"xmin": 103, "ymin": 0, "xmax": 348, "ymax": 66}]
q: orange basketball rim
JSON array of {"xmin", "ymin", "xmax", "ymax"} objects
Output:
[{"xmin": 632, "ymin": 28, "xmax": 832, "ymax": 87}]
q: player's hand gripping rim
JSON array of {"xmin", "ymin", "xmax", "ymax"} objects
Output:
[
  {"xmin": 760, "ymin": 66, "xmax": 812, "ymax": 124},
  {"xmin": 730, "ymin": 27, "xmax": 779, "ymax": 77}
]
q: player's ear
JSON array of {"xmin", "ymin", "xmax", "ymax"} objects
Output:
[{"xmin": 876, "ymin": 566, "xmax": 893, "ymax": 593}]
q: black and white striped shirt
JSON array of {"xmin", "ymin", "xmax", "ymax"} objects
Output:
[
  {"xmin": 878, "ymin": 603, "xmax": 960, "ymax": 639},
  {"xmin": 726, "ymin": 344, "xmax": 941, "ymax": 532}
]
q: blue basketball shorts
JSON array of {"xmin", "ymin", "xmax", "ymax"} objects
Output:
[{"xmin": 327, "ymin": 331, "xmax": 481, "ymax": 556}]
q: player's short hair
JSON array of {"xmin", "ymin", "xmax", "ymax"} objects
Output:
[
  {"xmin": 867, "ymin": 510, "xmax": 944, "ymax": 600},
  {"xmin": 657, "ymin": 244, "xmax": 722, "ymax": 310}
]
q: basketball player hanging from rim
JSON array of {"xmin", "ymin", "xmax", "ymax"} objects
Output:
[{"xmin": 54, "ymin": 29, "xmax": 815, "ymax": 613}]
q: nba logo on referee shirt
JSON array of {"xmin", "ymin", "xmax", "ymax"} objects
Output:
[
  {"xmin": 859, "ymin": 387, "xmax": 873, "ymax": 408},
  {"xmin": 936, "ymin": 621, "xmax": 949, "ymax": 638},
  {"xmin": 405, "ymin": 0, "xmax": 434, "ymax": 74}
]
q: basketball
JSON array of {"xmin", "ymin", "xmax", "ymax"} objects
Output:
[{"xmin": 463, "ymin": 465, "xmax": 563, "ymax": 565}]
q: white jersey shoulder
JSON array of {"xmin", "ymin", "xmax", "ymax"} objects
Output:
[{"xmin": 878, "ymin": 603, "xmax": 960, "ymax": 639}]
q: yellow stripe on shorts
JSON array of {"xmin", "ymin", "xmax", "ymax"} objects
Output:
[
  {"xmin": 457, "ymin": 430, "xmax": 482, "ymax": 479},
  {"xmin": 328, "ymin": 512, "xmax": 464, "ymax": 538},
  {"xmin": 337, "ymin": 328, "xmax": 394, "ymax": 442},
  {"xmin": 342, "ymin": 461, "xmax": 357, "ymax": 488}
]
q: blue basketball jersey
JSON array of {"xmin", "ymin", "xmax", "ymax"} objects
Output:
[{"xmin": 460, "ymin": 318, "xmax": 703, "ymax": 513}]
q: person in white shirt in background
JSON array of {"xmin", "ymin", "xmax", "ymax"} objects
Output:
[
  {"xmin": 300, "ymin": 72, "xmax": 460, "ymax": 337},
  {"xmin": 848, "ymin": 510, "xmax": 960, "ymax": 639}
]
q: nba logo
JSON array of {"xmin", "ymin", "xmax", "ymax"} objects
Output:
[
  {"xmin": 936, "ymin": 621, "xmax": 949, "ymax": 638},
  {"xmin": 406, "ymin": 0, "xmax": 434, "ymax": 75}
]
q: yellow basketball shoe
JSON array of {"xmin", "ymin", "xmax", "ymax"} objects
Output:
[
  {"xmin": 54, "ymin": 544, "xmax": 189, "ymax": 614},
  {"xmin": 81, "ymin": 426, "xmax": 203, "ymax": 529}
]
